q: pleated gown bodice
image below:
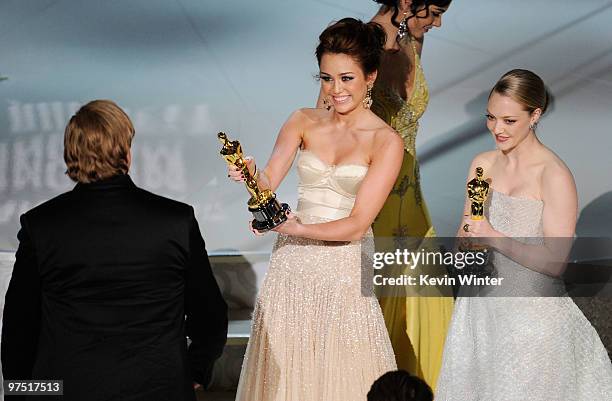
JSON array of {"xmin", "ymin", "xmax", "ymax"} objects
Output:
[{"xmin": 296, "ymin": 150, "xmax": 368, "ymax": 221}]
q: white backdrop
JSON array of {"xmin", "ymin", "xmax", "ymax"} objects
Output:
[{"xmin": 1, "ymin": 0, "xmax": 611, "ymax": 255}]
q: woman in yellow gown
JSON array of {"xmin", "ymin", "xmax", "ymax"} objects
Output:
[{"xmin": 370, "ymin": 0, "xmax": 454, "ymax": 391}]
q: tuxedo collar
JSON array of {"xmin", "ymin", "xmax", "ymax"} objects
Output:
[{"xmin": 73, "ymin": 174, "xmax": 136, "ymax": 191}]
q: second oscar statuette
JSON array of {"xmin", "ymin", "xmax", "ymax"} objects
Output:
[
  {"xmin": 461, "ymin": 167, "xmax": 491, "ymax": 273},
  {"xmin": 464, "ymin": 166, "xmax": 490, "ymax": 251},
  {"xmin": 218, "ymin": 132, "xmax": 290, "ymax": 232},
  {"xmin": 467, "ymin": 167, "xmax": 490, "ymax": 220}
]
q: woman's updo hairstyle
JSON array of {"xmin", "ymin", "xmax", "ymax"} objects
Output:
[
  {"xmin": 373, "ymin": 0, "xmax": 400, "ymax": 24},
  {"xmin": 490, "ymin": 69, "xmax": 551, "ymax": 115},
  {"xmin": 373, "ymin": 0, "xmax": 397, "ymax": 5},
  {"xmin": 373, "ymin": 0, "xmax": 452, "ymax": 26},
  {"xmin": 415, "ymin": 0, "xmax": 453, "ymax": 14},
  {"xmin": 316, "ymin": 18, "xmax": 386, "ymax": 75}
]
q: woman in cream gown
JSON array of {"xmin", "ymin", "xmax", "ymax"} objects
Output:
[
  {"xmin": 231, "ymin": 19, "xmax": 402, "ymax": 400},
  {"xmin": 436, "ymin": 69, "xmax": 612, "ymax": 400}
]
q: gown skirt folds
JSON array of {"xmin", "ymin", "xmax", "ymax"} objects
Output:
[
  {"xmin": 235, "ymin": 150, "xmax": 397, "ymax": 401},
  {"xmin": 436, "ymin": 190, "xmax": 612, "ymax": 401}
]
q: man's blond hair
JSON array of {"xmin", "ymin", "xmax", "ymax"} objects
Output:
[{"xmin": 64, "ymin": 100, "xmax": 135, "ymax": 183}]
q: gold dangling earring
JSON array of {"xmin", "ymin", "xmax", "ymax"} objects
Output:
[
  {"xmin": 323, "ymin": 97, "xmax": 332, "ymax": 111},
  {"xmin": 363, "ymin": 84, "xmax": 373, "ymax": 109}
]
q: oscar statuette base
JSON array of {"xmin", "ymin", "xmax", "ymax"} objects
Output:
[{"xmin": 249, "ymin": 197, "xmax": 291, "ymax": 232}]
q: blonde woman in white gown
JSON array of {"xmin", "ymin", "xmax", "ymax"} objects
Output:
[
  {"xmin": 228, "ymin": 19, "xmax": 402, "ymax": 400},
  {"xmin": 436, "ymin": 69, "xmax": 612, "ymax": 401}
]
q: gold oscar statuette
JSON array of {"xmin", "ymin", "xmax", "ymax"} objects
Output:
[
  {"xmin": 467, "ymin": 167, "xmax": 490, "ymax": 220},
  {"xmin": 461, "ymin": 166, "xmax": 491, "ymax": 254},
  {"xmin": 458, "ymin": 166, "xmax": 492, "ymax": 279},
  {"xmin": 218, "ymin": 132, "xmax": 290, "ymax": 231}
]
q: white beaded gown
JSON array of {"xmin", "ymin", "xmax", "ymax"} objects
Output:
[
  {"xmin": 235, "ymin": 150, "xmax": 397, "ymax": 401},
  {"xmin": 436, "ymin": 190, "xmax": 612, "ymax": 401}
]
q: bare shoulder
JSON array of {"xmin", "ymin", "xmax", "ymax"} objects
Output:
[
  {"xmin": 470, "ymin": 150, "xmax": 497, "ymax": 170},
  {"xmin": 296, "ymin": 107, "xmax": 331, "ymax": 123},
  {"xmin": 540, "ymin": 147, "xmax": 576, "ymax": 191},
  {"xmin": 373, "ymin": 125, "xmax": 403, "ymax": 155},
  {"xmin": 369, "ymin": 111, "xmax": 401, "ymax": 148}
]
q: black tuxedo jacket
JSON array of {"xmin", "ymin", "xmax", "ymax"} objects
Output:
[{"xmin": 1, "ymin": 174, "xmax": 228, "ymax": 401}]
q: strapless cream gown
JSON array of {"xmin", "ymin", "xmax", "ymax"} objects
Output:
[
  {"xmin": 436, "ymin": 190, "xmax": 612, "ymax": 400},
  {"xmin": 235, "ymin": 150, "xmax": 397, "ymax": 401}
]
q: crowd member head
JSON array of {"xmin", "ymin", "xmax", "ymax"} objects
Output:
[
  {"xmin": 486, "ymin": 69, "xmax": 550, "ymax": 152},
  {"xmin": 315, "ymin": 18, "xmax": 386, "ymax": 114},
  {"xmin": 373, "ymin": 0, "xmax": 452, "ymax": 39},
  {"xmin": 367, "ymin": 370, "xmax": 433, "ymax": 401},
  {"xmin": 64, "ymin": 99, "xmax": 135, "ymax": 183}
]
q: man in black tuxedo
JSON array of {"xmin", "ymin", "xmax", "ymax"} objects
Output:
[{"xmin": 1, "ymin": 100, "xmax": 228, "ymax": 400}]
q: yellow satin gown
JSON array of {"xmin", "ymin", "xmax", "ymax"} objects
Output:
[{"xmin": 370, "ymin": 37, "xmax": 454, "ymax": 391}]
